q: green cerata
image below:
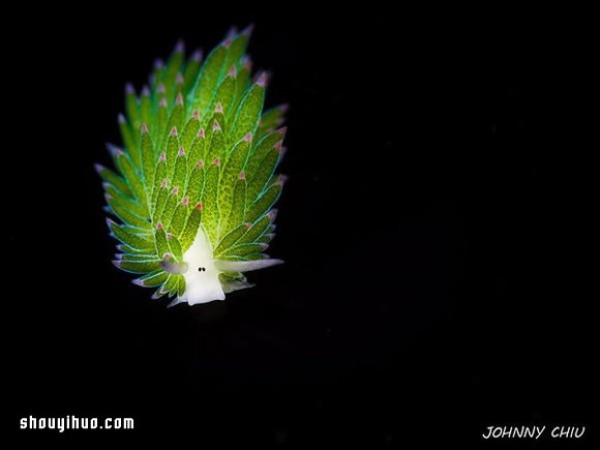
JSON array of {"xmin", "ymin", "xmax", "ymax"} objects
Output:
[{"xmin": 96, "ymin": 26, "xmax": 288, "ymax": 306}]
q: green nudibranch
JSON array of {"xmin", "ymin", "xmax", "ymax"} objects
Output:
[{"xmin": 97, "ymin": 26, "xmax": 287, "ymax": 306}]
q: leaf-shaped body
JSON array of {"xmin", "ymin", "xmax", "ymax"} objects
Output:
[{"xmin": 98, "ymin": 28, "xmax": 286, "ymax": 306}]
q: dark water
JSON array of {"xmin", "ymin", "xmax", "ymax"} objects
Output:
[{"xmin": 6, "ymin": 5, "xmax": 593, "ymax": 447}]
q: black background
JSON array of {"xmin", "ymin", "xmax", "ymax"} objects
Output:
[{"xmin": 6, "ymin": 5, "xmax": 595, "ymax": 447}]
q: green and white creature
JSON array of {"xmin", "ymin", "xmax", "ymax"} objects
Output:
[{"xmin": 96, "ymin": 27, "xmax": 287, "ymax": 306}]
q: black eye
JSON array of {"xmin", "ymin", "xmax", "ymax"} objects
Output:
[{"xmin": 198, "ymin": 267, "xmax": 206, "ymax": 272}]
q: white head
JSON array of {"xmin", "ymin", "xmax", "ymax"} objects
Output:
[{"xmin": 165, "ymin": 226, "xmax": 283, "ymax": 307}]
